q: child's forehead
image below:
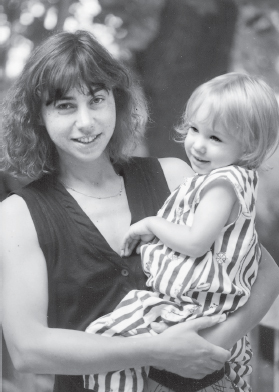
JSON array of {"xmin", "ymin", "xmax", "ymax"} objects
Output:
[{"xmin": 189, "ymin": 100, "xmax": 215, "ymax": 124}]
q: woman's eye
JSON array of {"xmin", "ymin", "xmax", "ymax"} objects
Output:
[
  {"xmin": 91, "ymin": 96, "xmax": 104, "ymax": 105},
  {"xmin": 55, "ymin": 103, "xmax": 73, "ymax": 110}
]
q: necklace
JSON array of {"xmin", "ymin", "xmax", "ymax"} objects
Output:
[{"xmin": 60, "ymin": 175, "xmax": 123, "ymax": 200}]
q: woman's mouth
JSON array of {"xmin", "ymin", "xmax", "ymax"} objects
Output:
[{"xmin": 73, "ymin": 134, "xmax": 101, "ymax": 144}]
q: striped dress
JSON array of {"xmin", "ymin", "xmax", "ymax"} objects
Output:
[{"xmin": 84, "ymin": 165, "xmax": 261, "ymax": 392}]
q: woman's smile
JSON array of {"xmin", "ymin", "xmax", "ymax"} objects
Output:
[
  {"xmin": 41, "ymin": 86, "xmax": 116, "ymax": 164},
  {"xmin": 72, "ymin": 134, "xmax": 101, "ymax": 144}
]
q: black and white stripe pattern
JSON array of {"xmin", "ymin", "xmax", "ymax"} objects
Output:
[{"xmin": 84, "ymin": 166, "xmax": 259, "ymax": 392}]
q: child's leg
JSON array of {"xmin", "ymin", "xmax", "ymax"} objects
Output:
[
  {"xmin": 225, "ymin": 335, "xmax": 252, "ymax": 392},
  {"xmin": 83, "ymin": 290, "xmax": 158, "ymax": 392},
  {"xmin": 197, "ymin": 377, "xmax": 237, "ymax": 391},
  {"xmin": 83, "ymin": 290, "xmax": 196, "ymax": 392},
  {"xmin": 84, "ymin": 367, "xmax": 149, "ymax": 392},
  {"xmin": 146, "ymin": 376, "xmax": 236, "ymax": 392}
]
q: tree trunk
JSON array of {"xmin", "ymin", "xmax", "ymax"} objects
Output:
[{"xmin": 136, "ymin": 0, "xmax": 238, "ymax": 160}]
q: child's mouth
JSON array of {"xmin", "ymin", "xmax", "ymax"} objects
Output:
[{"xmin": 192, "ymin": 155, "xmax": 209, "ymax": 164}]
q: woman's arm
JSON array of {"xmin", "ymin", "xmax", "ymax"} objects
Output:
[
  {"xmin": 199, "ymin": 246, "xmax": 279, "ymax": 349},
  {"xmin": 158, "ymin": 157, "xmax": 194, "ymax": 191},
  {"xmin": 2, "ymin": 195, "xmax": 230, "ymax": 378}
]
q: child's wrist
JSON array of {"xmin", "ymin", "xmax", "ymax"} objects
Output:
[
  {"xmin": 145, "ymin": 216, "xmax": 154, "ymax": 232},
  {"xmin": 145, "ymin": 216, "xmax": 159, "ymax": 232}
]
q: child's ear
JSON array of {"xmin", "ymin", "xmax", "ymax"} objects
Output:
[{"xmin": 237, "ymin": 151, "xmax": 249, "ymax": 168}]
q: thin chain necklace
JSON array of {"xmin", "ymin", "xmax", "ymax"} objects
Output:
[{"xmin": 60, "ymin": 175, "xmax": 123, "ymax": 200}]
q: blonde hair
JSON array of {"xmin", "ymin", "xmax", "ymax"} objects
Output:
[{"xmin": 175, "ymin": 72, "xmax": 279, "ymax": 169}]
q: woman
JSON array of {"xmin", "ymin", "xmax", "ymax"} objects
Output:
[{"xmin": 1, "ymin": 30, "xmax": 279, "ymax": 392}]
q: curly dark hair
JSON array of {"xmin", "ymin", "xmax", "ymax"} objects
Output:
[{"xmin": 1, "ymin": 30, "xmax": 148, "ymax": 178}]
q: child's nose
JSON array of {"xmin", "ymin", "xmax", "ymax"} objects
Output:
[{"xmin": 193, "ymin": 137, "xmax": 206, "ymax": 153}]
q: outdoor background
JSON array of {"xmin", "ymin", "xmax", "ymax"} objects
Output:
[{"xmin": 1, "ymin": 0, "xmax": 279, "ymax": 391}]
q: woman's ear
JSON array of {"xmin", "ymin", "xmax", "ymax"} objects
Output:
[{"xmin": 38, "ymin": 113, "xmax": 45, "ymax": 126}]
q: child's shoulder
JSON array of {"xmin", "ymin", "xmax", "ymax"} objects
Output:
[{"xmin": 209, "ymin": 165, "xmax": 258, "ymax": 183}]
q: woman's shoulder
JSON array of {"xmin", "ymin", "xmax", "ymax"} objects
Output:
[
  {"xmin": 2, "ymin": 194, "xmax": 37, "ymax": 244},
  {"xmin": 158, "ymin": 157, "xmax": 194, "ymax": 192},
  {"xmin": 2, "ymin": 193, "xmax": 32, "ymax": 221}
]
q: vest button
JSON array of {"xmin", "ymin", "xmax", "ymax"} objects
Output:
[{"xmin": 121, "ymin": 269, "xmax": 129, "ymax": 276}]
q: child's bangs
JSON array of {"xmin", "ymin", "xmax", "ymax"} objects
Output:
[
  {"xmin": 187, "ymin": 90, "xmax": 222, "ymax": 128},
  {"xmin": 214, "ymin": 89, "xmax": 249, "ymax": 137}
]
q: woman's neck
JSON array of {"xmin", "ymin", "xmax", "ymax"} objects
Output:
[{"xmin": 58, "ymin": 155, "xmax": 117, "ymax": 188}]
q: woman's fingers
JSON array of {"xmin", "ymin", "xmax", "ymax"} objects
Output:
[
  {"xmin": 154, "ymin": 316, "xmax": 231, "ymax": 378},
  {"xmin": 190, "ymin": 314, "xmax": 227, "ymax": 332},
  {"xmin": 150, "ymin": 321, "xmax": 169, "ymax": 334},
  {"xmin": 152, "ymin": 314, "xmax": 226, "ymax": 335}
]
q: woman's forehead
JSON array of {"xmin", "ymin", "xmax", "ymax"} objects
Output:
[{"xmin": 42, "ymin": 82, "xmax": 108, "ymax": 104}]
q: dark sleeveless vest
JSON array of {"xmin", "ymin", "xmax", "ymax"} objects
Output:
[{"xmin": 14, "ymin": 157, "xmax": 223, "ymax": 391}]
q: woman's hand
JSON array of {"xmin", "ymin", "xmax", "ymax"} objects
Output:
[
  {"xmin": 199, "ymin": 246, "xmax": 279, "ymax": 350},
  {"xmin": 151, "ymin": 315, "xmax": 230, "ymax": 379},
  {"xmin": 121, "ymin": 218, "xmax": 155, "ymax": 257}
]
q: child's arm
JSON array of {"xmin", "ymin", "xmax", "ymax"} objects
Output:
[{"xmin": 122, "ymin": 179, "xmax": 238, "ymax": 257}]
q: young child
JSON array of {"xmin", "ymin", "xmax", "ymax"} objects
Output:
[{"xmin": 84, "ymin": 73, "xmax": 279, "ymax": 392}]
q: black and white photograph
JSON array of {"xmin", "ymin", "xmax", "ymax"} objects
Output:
[{"xmin": 1, "ymin": 1, "xmax": 279, "ymax": 392}]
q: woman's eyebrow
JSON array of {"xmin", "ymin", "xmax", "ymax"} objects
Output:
[
  {"xmin": 90, "ymin": 84, "xmax": 109, "ymax": 94},
  {"xmin": 45, "ymin": 86, "xmax": 108, "ymax": 105},
  {"xmin": 57, "ymin": 96, "xmax": 75, "ymax": 100}
]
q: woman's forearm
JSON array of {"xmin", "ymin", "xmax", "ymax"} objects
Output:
[
  {"xmin": 200, "ymin": 246, "xmax": 279, "ymax": 349},
  {"xmin": 5, "ymin": 316, "xmax": 229, "ymax": 378},
  {"xmin": 11, "ymin": 325, "xmax": 153, "ymax": 374}
]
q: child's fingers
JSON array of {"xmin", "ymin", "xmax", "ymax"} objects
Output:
[
  {"xmin": 121, "ymin": 235, "xmax": 132, "ymax": 257},
  {"xmin": 126, "ymin": 239, "xmax": 139, "ymax": 256},
  {"xmin": 122, "ymin": 237, "xmax": 139, "ymax": 257}
]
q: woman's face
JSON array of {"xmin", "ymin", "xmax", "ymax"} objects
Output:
[{"xmin": 41, "ymin": 85, "xmax": 116, "ymax": 165}]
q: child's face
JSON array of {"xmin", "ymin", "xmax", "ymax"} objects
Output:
[{"xmin": 184, "ymin": 102, "xmax": 245, "ymax": 174}]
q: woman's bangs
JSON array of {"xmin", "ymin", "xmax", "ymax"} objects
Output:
[{"xmin": 39, "ymin": 56, "xmax": 111, "ymax": 104}]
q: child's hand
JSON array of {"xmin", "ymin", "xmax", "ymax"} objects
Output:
[{"xmin": 121, "ymin": 218, "xmax": 155, "ymax": 257}]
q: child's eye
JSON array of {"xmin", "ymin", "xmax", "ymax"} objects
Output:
[
  {"xmin": 189, "ymin": 126, "xmax": 198, "ymax": 133},
  {"xmin": 210, "ymin": 135, "xmax": 222, "ymax": 142}
]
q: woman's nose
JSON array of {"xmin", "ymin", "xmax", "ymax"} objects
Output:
[{"xmin": 75, "ymin": 107, "xmax": 93, "ymax": 130}]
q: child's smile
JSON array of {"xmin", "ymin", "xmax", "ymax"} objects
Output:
[{"xmin": 184, "ymin": 102, "xmax": 245, "ymax": 174}]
